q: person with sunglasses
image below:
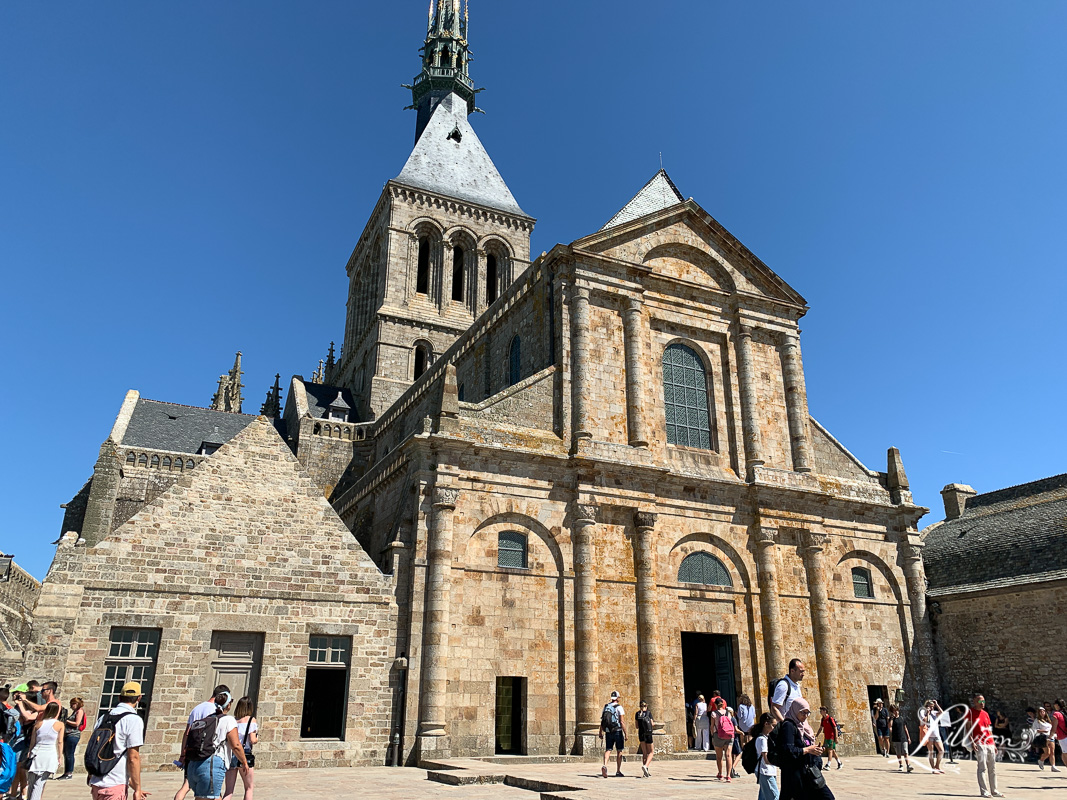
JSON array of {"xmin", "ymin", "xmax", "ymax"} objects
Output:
[{"xmin": 634, "ymin": 700, "xmax": 655, "ymax": 778}]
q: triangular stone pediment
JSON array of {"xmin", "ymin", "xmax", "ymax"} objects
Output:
[{"xmin": 574, "ymin": 200, "xmax": 805, "ymax": 307}]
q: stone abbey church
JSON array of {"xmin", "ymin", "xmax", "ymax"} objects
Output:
[{"xmin": 23, "ymin": 3, "xmax": 937, "ymax": 769}]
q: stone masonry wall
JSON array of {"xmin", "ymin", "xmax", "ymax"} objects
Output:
[{"xmin": 24, "ymin": 418, "xmax": 398, "ymax": 770}]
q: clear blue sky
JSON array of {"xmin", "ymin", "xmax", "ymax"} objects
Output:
[{"xmin": 3, "ymin": 2, "xmax": 1065, "ymax": 581}]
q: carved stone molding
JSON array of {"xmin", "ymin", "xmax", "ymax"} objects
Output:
[
  {"xmin": 432, "ymin": 487, "xmax": 459, "ymax": 509},
  {"xmin": 575, "ymin": 503, "xmax": 599, "ymax": 524},
  {"xmin": 633, "ymin": 511, "xmax": 657, "ymax": 530},
  {"xmin": 754, "ymin": 526, "xmax": 778, "ymax": 546},
  {"xmin": 901, "ymin": 541, "xmax": 925, "ymax": 562},
  {"xmin": 800, "ymin": 530, "xmax": 830, "ymax": 551}
]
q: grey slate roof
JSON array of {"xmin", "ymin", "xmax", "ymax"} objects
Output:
[
  {"xmin": 600, "ymin": 169, "xmax": 685, "ymax": 230},
  {"xmin": 121, "ymin": 399, "xmax": 256, "ymax": 454},
  {"xmin": 923, "ymin": 473, "xmax": 1067, "ymax": 595},
  {"xmin": 300, "ymin": 381, "xmax": 357, "ymax": 421},
  {"xmin": 394, "ymin": 92, "xmax": 528, "ymax": 218}
]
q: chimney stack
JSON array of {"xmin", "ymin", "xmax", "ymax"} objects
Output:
[{"xmin": 941, "ymin": 484, "xmax": 977, "ymax": 520}]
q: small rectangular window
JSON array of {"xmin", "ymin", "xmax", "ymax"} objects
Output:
[
  {"xmin": 497, "ymin": 531, "xmax": 528, "ymax": 569},
  {"xmin": 100, "ymin": 628, "xmax": 161, "ymax": 723},
  {"xmin": 301, "ymin": 636, "xmax": 351, "ymax": 739},
  {"xmin": 852, "ymin": 567, "xmax": 874, "ymax": 599}
]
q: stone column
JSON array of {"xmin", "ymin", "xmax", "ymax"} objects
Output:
[
  {"xmin": 754, "ymin": 526, "xmax": 786, "ymax": 681},
  {"xmin": 780, "ymin": 332, "xmax": 813, "ymax": 473},
  {"xmin": 573, "ymin": 502, "xmax": 600, "ymax": 750},
  {"xmin": 570, "ymin": 286, "xmax": 593, "ymax": 443},
  {"xmin": 633, "ymin": 511, "xmax": 663, "ymax": 725},
  {"xmin": 734, "ymin": 326, "xmax": 764, "ymax": 476},
  {"xmin": 622, "ymin": 296, "xmax": 650, "ymax": 448},
  {"xmin": 801, "ymin": 531, "xmax": 839, "ymax": 711},
  {"xmin": 417, "ymin": 486, "xmax": 459, "ymax": 741},
  {"xmin": 902, "ymin": 541, "xmax": 938, "ymax": 698}
]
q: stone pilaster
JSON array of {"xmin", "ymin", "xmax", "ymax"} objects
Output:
[
  {"xmin": 417, "ymin": 486, "xmax": 459, "ymax": 749},
  {"xmin": 902, "ymin": 540, "xmax": 937, "ymax": 698},
  {"xmin": 801, "ymin": 530, "xmax": 839, "ymax": 711},
  {"xmin": 622, "ymin": 297, "xmax": 650, "ymax": 448},
  {"xmin": 633, "ymin": 511, "xmax": 662, "ymax": 727},
  {"xmin": 735, "ymin": 326, "xmax": 764, "ymax": 477},
  {"xmin": 570, "ymin": 286, "xmax": 592, "ymax": 444},
  {"xmin": 780, "ymin": 332, "xmax": 813, "ymax": 473},
  {"xmin": 754, "ymin": 526, "xmax": 786, "ymax": 681},
  {"xmin": 572, "ymin": 502, "xmax": 600, "ymax": 752}
]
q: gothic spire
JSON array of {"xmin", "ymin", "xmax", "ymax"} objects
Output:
[
  {"xmin": 407, "ymin": 0, "xmax": 479, "ymax": 143},
  {"xmin": 260, "ymin": 373, "xmax": 282, "ymax": 419},
  {"xmin": 210, "ymin": 351, "xmax": 244, "ymax": 413}
]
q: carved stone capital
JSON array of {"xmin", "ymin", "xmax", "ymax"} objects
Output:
[
  {"xmin": 736, "ymin": 325, "xmax": 754, "ymax": 340},
  {"xmin": 902, "ymin": 541, "xmax": 924, "ymax": 562},
  {"xmin": 800, "ymin": 530, "xmax": 830, "ymax": 551},
  {"xmin": 754, "ymin": 526, "xmax": 778, "ymax": 546},
  {"xmin": 575, "ymin": 503, "xmax": 599, "ymax": 524},
  {"xmin": 780, "ymin": 330, "xmax": 800, "ymax": 349},
  {"xmin": 625, "ymin": 295, "xmax": 644, "ymax": 315},
  {"xmin": 432, "ymin": 487, "xmax": 459, "ymax": 509},
  {"xmin": 634, "ymin": 511, "xmax": 657, "ymax": 530}
]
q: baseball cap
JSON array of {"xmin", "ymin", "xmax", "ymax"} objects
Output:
[
  {"xmin": 610, "ymin": 691, "xmax": 619, "ymax": 699},
  {"xmin": 13, "ymin": 683, "xmax": 29, "ymax": 693},
  {"xmin": 120, "ymin": 681, "xmax": 142, "ymax": 697}
]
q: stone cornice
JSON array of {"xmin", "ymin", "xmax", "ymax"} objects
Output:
[{"xmin": 388, "ymin": 181, "xmax": 536, "ymax": 230}]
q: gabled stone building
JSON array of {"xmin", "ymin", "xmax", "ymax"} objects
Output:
[{"xmin": 25, "ymin": 1, "xmax": 937, "ymax": 768}]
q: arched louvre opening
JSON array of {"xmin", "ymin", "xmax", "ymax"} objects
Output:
[{"xmin": 678, "ymin": 551, "xmax": 732, "ymax": 587}]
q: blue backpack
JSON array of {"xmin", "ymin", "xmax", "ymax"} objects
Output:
[{"xmin": 0, "ymin": 742, "xmax": 17, "ymax": 793}]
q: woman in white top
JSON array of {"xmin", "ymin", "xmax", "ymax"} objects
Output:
[
  {"xmin": 921, "ymin": 700, "xmax": 945, "ymax": 773},
  {"xmin": 26, "ymin": 702, "xmax": 64, "ymax": 800},
  {"xmin": 693, "ymin": 695, "xmax": 711, "ymax": 751},
  {"xmin": 222, "ymin": 696, "xmax": 259, "ymax": 800},
  {"xmin": 1034, "ymin": 707, "xmax": 1055, "ymax": 770},
  {"xmin": 753, "ymin": 713, "xmax": 779, "ymax": 800}
]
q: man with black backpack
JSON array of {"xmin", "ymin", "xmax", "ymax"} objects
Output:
[
  {"xmin": 86, "ymin": 681, "xmax": 146, "ymax": 800},
  {"xmin": 598, "ymin": 690, "xmax": 627, "ymax": 779},
  {"xmin": 769, "ymin": 659, "xmax": 806, "ymax": 723},
  {"xmin": 173, "ymin": 685, "xmax": 229, "ymax": 800}
]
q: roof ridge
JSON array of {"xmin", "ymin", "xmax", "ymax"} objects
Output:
[
  {"xmin": 139, "ymin": 398, "xmax": 256, "ymax": 417},
  {"xmin": 967, "ymin": 472, "xmax": 1067, "ymax": 510}
]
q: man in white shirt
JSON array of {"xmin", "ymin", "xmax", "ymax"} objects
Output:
[
  {"xmin": 89, "ymin": 681, "xmax": 146, "ymax": 800},
  {"xmin": 174, "ymin": 685, "xmax": 229, "ymax": 800},
  {"xmin": 769, "ymin": 659, "xmax": 806, "ymax": 723}
]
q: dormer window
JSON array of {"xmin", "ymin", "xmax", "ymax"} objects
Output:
[
  {"xmin": 327, "ymin": 391, "xmax": 351, "ymax": 422},
  {"xmin": 198, "ymin": 442, "xmax": 221, "ymax": 456}
]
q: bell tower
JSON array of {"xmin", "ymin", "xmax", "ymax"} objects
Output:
[{"xmin": 334, "ymin": 3, "xmax": 535, "ymax": 421}]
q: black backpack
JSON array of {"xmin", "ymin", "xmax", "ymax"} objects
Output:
[
  {"xmin": 84, "ymin": 711, "xmax": 136, "ymax": 778},
  {"xmin": 768, "ymin": 677, "xmax": 792, "ymax": 710},
  {"xmin": 185, "ymin": 710, "xmax": 224, "ymax": 761},
  {"xmin": 600, "ymin": 704, "xmax": 621, "ymax": 734},
  {"xmin": 741, "ymin": 736, "xmax": 759, "ymax": 774}
]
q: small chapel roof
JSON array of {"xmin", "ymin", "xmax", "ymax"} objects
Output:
[
  {"xmin": 600, "ymin": 169, "xmax": 686, "ymax": 231},
  {"xmin": 299, "ymin": 380, "xmax": 357, "ymax": 420},
  {"xmin": 393, "ymin": 92, "xmax": 529, "ymax": 219},
  {"xmin": 121, "ymin": 398, "xmax": 256, "ymax": 454},
  {"xmin": 923, "ymin": 473, "xmax": 1067, "ymax": 595}
]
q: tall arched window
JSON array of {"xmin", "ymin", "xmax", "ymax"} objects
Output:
[
  {"xmin": 852, "ymin": 567, "xmax": 874, "ymax": 599},
  {"xmin": 663, "ymin": 343, "xmax": 712, "ymax": 450},
  {"xmin": 416, "ymin": 237, "xmax": 430, "ymax": 295},
  {"xmin": 486, "ymin": 253, "xmax": 499, "ymax": 304},
  {"xmin": 509, "ymin": 336, "xmax": 521, "ymax": 386},
  {"xmin": 678, "ymin": 552, "xmax": 732, "ymax": 587},
  {"xmin": 497, "ymin": 531, "xmax": 528, "ymax": 569},
  {"xmin": 414, "ymin": 344, "xmax": 430, "ymax": 379},
  {"xmin": 451, "ymin": 246, "xmax": 465, "ymax": 301}
]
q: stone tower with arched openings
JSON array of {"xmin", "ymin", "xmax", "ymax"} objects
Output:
[{"xmin": 335, "ymin": 1, "xmax": 534, "ymax": 420}]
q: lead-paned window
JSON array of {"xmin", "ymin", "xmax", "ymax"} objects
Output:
[
  {"xmin": 852, "ymin": 567, "xmax": 874, "ymax": 599},
  {"xmin": 678, "ymin": 552, "xmax": 732, "ymax": 587},
  {"xmin": 497, "ymin": 531, "xmax": 528, "ymax": 569},
  {"xmin": 663, "ymin": 343, "xmax": 712, "ymax": 450},
  {"xmin": 99, "ymin": 628, "xmax": 161, "ymax": 722}
]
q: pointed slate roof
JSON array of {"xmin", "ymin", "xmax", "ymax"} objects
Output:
[
  {"xmin": 600, "ymin": 169, "xmax": 685, "ymax": 231},
  {"xmin": 394, "ymin": 93, "xmax": 528, "ymax": 218}
]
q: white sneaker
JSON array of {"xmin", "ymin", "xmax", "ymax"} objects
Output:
[
  {"xmin": 1039, "ymin": 762, "xmax": 1046, "ymax": 770},
  {"xmin": 980, "ymin": 792, "xmax": 991, "ymax": 798},
  {"xmin": 1052, "ymin": 766, "xmax": 1061, "ymax": 772},
  {"xmin": 642, "ymin": 766, "xmax": 650, "ymax": 778}
]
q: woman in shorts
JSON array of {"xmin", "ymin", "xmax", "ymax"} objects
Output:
[
  {"xmin": 187, "ymin": 692, "xmax": 251, "ymax": 800},
  {"xmin": 920, "ymin": 700, "xmax": 945, "ymax": 773},
  {"xmin": 634, "ymin": 700, "xmax": 654, "ymax": 778},
  {"xmin": 1034, "ymin": 707, "xmax": 1056, "ymax": 770}
]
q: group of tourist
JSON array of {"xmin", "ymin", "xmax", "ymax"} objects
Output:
[{"xmin": 0, "ymin": 679, "xmax": 258, "ymax": 800}]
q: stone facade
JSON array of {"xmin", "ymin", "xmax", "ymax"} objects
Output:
[{"xmin": 0, "ymin": 557, "xmax": 41, "ymax": 683}]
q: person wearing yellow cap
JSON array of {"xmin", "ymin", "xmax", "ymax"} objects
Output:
[{"xmin": 88, "ymin": 681, "xmax": 146, "ymax": 800}]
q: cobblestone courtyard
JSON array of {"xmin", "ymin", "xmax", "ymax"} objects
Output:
[{"xmin": 36, "ymin": 755, "xmax": 1067, "ymax": 799}]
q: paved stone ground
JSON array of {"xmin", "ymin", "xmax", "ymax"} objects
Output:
[{"xmin": 34, "ymin": 755, "xmax": 1067, "ymax": 799}]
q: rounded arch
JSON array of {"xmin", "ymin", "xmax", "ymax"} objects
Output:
[
  {"xmin": 678, "ymin": 551, "xmax": 732, "ymax": 587},
  {"xmin": 669, "ymin": 532, "xmax": 752, "ymax": 591},
  {"xmin": 443, "ymin": 225, "xmax": 478, "ymax": 250},
  {"xmin": 465, "ymin": 512, "xmax": 564, "ymax": 576},
  {"xmin": 660, "ymin": 336, "xmax": 715, "ymax": 372},
  {"xmin": 661, "ymin": 340, "xmax": 715, "ymax": 450},
  {"xmin": 642, "ymin": 242, "xmax": 737, "ymax": 293},
  {"xmin": 412, "ymin": 338, "xmax": 434, "ymax": 380},
  {"xmin": 410, "ymin": 217, "xmax": 446, "ymax": 237},
  {"xmin": 478, "ymin": 235, "xmax": 515, "ymax": 258},
  {"xmin": 835, "ymin": 549, "xmax": 905, "ymax": 604}
]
